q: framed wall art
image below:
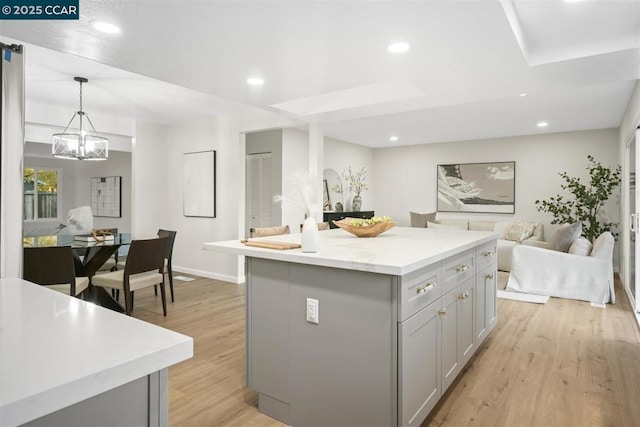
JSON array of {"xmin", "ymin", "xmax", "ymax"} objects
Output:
[
  {"xmin": 183, "ymin": 150, "xmax": 216, "ymax": 218},
  {"xmin": 437, "ymin": 161, "xmax": 515, "ymax": 213},
  {"xmin": 91, "ymin": 176, "xmax": 122, "ymax": 217}
]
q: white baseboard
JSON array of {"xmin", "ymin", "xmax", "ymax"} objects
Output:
[{"xmin": 172, "ymin": 265, "xmax": 245, "ymax": 284}]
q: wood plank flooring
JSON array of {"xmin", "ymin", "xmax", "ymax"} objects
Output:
[{"xmin": 132, "ymin": 274, "xmax": 640, "ymax": 426}]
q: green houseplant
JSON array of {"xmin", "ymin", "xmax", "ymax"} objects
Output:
[{"xmin": 535, "ymin": 155, "xmax": 621, "ymax": 242}]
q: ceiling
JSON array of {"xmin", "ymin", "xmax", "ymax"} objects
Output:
[{"xmin": 1, "ymin": 0, "xmax": 639, "ymax": 148}]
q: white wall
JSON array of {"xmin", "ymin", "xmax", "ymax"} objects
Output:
[
  {"xmin": 324, "ymin": 137, "xmax": 374, "ymax": 211},
  {"xmin": 134, "ymin": 116, "xmax": 243, "ymax": 283},
  {"xmin": 373, "ymin": 129, "xmax": 620, "ymax": 241},
  {"xmin": 282, "ymin": 128, "xmax": 311, "ymax": 230}
]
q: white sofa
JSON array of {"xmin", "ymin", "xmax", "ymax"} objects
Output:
[
  {"xmin": 506, "ymin": 232, "xmax": 615, "ymax": 304},
  {"xmin": 410, "ymin": 213, "xmax": 544, "ymax": 271}
]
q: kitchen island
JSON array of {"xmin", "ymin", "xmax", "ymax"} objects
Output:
[
  {"xmin": 204, "ymin": 226, "xmax": 498, "ymax": 427},
  {"xmin": 0, "ymin": 278, "xmax": 193, "ymax": 427}
]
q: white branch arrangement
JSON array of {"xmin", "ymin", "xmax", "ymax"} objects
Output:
[{"xmin": 273, "ymin": 169, "xmax": 321, "ymax": 218}]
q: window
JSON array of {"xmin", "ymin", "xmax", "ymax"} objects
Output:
[{"xmin": 24, "ymin": 167, "xmax": 60, "ymax": 221}]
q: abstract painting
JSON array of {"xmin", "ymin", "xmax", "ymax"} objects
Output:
[
  {"xmin": 91, "ymin": 176, "xmax": 122, "ymax": 217},
  {"xmin": 437, "ymin": 162, "xmax": 515, "ymax": 213}
]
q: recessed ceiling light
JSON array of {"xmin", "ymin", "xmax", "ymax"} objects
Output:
[
  {"xmin": 92, "ymin": 21, "xmax": 120, "ymax": 34},
  {"xmin": 519, "ymin": 93, "xmax": 528, "ymax": 97},
  {"xmin": 389, "ymin": 136, "xmax": 399, "ymax": 142},
  {"xmin": 537, "ymin": 121, "xmax": 548, "ymax": 128},
  {"xmin": 247, "ymin": 77, "xmax": 264, "ymax": 86},
  {"xmin": 387, "ymin": 42, "xmax": 410, "ymax": 53}
]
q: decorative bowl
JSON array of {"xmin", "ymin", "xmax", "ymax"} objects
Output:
[{"xmin": 332, "ymin": 219, "xmax": 396, "ymax": 238}]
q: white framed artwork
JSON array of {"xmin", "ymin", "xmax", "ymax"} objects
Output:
[
  {"xmin": 91, "ymin": 176, "xmax": 122, "ymax": 217},
  {"xmin": 183, "ymin": 150, "xmax": 216, "ymax": 218}
]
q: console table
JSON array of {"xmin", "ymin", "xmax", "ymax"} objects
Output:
[
  {"xmin": 204, "ymin": 227, "xmax": 497, "ymax": 427},
  {"xmin": 323, "ymin": 210, "xmax": 374, "ymax": 228}
]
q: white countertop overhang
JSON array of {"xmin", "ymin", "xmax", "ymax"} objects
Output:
[
  {"xmin": 204, "ymin": 227, "xmax": 498, "ymax": 276},
  {"xmin": 0, "ymin": 278, "xmax": 194, "ymax": 427}
]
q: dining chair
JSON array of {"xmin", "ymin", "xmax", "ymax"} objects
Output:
[
  {"xmin": 157, "ymin": 229, "xmax": 177, "ymax": 302},
  {"xmin": 23, "ymin": 246, "xmax": 89, "ymax": 298},
  {"xmin": 92, "ymin": 237, "xmax": 168, "ymax": 316},
  {"xmin": 249, "ymin": 225, "xmax": 291, "ymax": 238}
]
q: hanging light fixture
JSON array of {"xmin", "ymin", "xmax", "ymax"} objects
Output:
[{"xmin": 52, "ymin": 76, "xmax": 108, "ymax": 160}]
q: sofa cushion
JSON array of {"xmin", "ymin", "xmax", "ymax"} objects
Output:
[
  {"xmin": 469, "ymin": 220, "xmax": 495, "ymax": 231},
  {"xmin": 569, "ymin": 238, "xmax": 593, "ymax": 256},
  {"xmin": 549, "ymin": 222, "xmax": 582, "ymax": 252},
  {"xmin": 494, "ymin": 221, "xmax": 514, "ymax": 239},
  {"xmin": 590, "ymin": 232, "xmax": 614, "ymax": 260},
  {"xmin": 410, "ymin": 211, "xmax": 436, "ymax": 228},
  {"xmin": 427, "ymin": 221, "xmax": 467, "ymax": 230},
  {"xmin": 504, "ymin": 220, "xmax": 536, "ymax": 242},
  {"xmin": 436, "ymin": 219, "xmax": 469, "ymax": 230}
]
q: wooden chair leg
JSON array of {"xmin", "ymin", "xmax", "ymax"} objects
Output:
[
  {"xmin": 159, "ymin": 280, "xmax": 167, "ymax": 316},
  {"xmin": 123, "ymin": 289, "xmax": 131, "ymax": 316},
  {"xmin": 168, "ymin": 266, "xmax": 174, "ymax": 302}
]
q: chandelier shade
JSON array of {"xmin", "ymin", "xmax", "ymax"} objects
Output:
[{"xmin": 52, "ymin": 77, "xmax": 108, "ymax": 161}]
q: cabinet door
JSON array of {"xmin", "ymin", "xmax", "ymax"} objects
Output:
[
  {"xmin": 441, "ymin": 289, "xmax": 460, "ymax": 392},
  {"xmin": 475, "ymin": 267, "xmax": 497, "ymax": 344},
  {"xmin": 399, "ymin": 302, "xmax": 442, "ymax": 427},
  {"xmin": 458, "ymin": 279, "xmax": 475, "ymax": 367}
]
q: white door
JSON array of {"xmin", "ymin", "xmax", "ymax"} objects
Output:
[
  {"xmin": 246, "ymin": 153, "xmax": 272, "ymax": 236},
  {"xmin": 627, "ymin": 129, "xmax": 640, "ymax": 312}
]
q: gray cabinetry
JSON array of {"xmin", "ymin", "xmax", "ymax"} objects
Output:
[
  {"xmin": 245, "ymin": 237, "xmax": 497, "ymax": 427},
  {"xmin": 398, "ymin": 301, "xmax": 441, "ymax": 427}
]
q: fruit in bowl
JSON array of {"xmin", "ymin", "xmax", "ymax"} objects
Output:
[{"xmin": 333, "ymin": 216, "xmax": 396, "ymax": 237}]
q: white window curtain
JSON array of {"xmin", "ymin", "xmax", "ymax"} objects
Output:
[{"xmin": 0, "ymin": 43, "xmax": 25, "ymax": 279}]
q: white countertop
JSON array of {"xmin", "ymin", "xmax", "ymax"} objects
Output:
[
  {"xmin": 0, "ymin": 278, "xmax": 193, "ymax": 427},
  {"xmin": 204, "ymin": 226, "xmax": 497, "ymax": 276}
]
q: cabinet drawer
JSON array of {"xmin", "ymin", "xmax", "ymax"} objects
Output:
[
  {"xmin": 399, "ymin": 263, "xmax": 442, "ymax": 321},
  {"xmin": 443, "ymin": 249, "xmax": 475, "ymax": 295},
  {"xmin": 476, "ymin": 240, "xmax": 497, "ymax": 272}
]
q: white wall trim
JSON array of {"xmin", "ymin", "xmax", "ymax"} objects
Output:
[{"xmin": 173, "ymin": 265, "xmax": 244, "ymax": 284}]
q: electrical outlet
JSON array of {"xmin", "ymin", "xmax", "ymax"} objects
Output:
[{"xmin": 306, "ymin": 298, "xmax": 319, "ymax": 324}]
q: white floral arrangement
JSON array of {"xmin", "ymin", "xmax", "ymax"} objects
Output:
[{"xmin": 273, "ymin": 170, "xmax": 321, "ymax": 218}]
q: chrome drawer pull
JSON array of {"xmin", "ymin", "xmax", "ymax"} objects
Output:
[
  {"xmin": 438, "ymin": 309, "xmax": 447, "ymax": 317},
  {"xmin": 485, "ymin": 273, "xmax": 494, "ymax": 280},
  {"xmin": 455, "ymin": 264, "xmax": 470, "ymax": 273},
  {"xmin": 416, "ymin": 282, "xmax": 436, "ymax": 295},
  {"xmin": 483, "ymin": 251, "xmax": 494, "ymax": 257},
  {"xmin": 458, "ymin": 292, "xmax": 469, "ymax": 301}
]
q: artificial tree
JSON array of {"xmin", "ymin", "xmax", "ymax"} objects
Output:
[{"xmin": 535, "ymin": 155, "xmax": 621, "ymax": 242}]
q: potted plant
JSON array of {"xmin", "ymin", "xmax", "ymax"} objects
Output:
[
  {"xmin": 343, "ymin": 166, "xmax": 369, "ymax": 211},
  {"xmin": 535, "ymin": 155, "xmax": 621, "ymax": 242}
]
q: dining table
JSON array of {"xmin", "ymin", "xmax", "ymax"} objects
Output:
[{"xmin": 23, "ymin": 232, "xmax": 132, "ymax": 313}]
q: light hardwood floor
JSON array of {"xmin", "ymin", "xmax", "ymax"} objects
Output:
[{"xmin": 133, "ymin": 274, "xmax": 640, "ymax": 426}]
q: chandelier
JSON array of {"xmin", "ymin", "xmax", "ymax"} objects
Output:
[{"xmin": 52, "ymin": 77, "xmax": 108, "ymax": 160}]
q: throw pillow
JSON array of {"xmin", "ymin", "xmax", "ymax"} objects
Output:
[
  {"xmin": 590, "ymin": 232, "xmax": 615, "ymax": 260},
  {"xmin": 568, "ymin": 238, "xmax": 593, "ymax": 256},
  {"xmin": 427, "ymin": 221, "xmax": 467, "ymax": 230},
  {"xmin": 410, "ymin": 211, "xmax": 437, "ymax": 228},
  {"xmin": 549, "ymin": 222, "xmax": 582, "ymax": 252},
  {"xmin": 504, "ymin": 220, "xmax": 536, "ymax": 242}
]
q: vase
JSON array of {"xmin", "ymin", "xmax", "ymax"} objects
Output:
[
  {"xmin": 335, "ymin": 202, "xmax": 343, "ymax": 212},
  {"xmin": 301, "ymin": 216, "xmax": 320, "ymax": 253},
  {"xmin": 345, "ymin": 190, "xmax": 353, "ymax": 211},
  {"xmin": 352, "ymin": 195, "xmax": 362, "ymax": 211}
]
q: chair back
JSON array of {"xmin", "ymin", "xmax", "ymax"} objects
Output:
[
  {"xmin": 249, "ymin": 225, "xmax": 291, "ymax": 238},
  {"xmin": 23, "ymin": 246, "xmax": 77, "ymax": 294},
  {"xmin": 124, "ymin": 237, "xmax": 167, "ymax": 276},
  {"xmin": 157, "ymin": 229, "xmax": 177, "ymax": 260},
  {"xmin": 299, "ymin": 222, "xmax": 330, "ymax": 232}
]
